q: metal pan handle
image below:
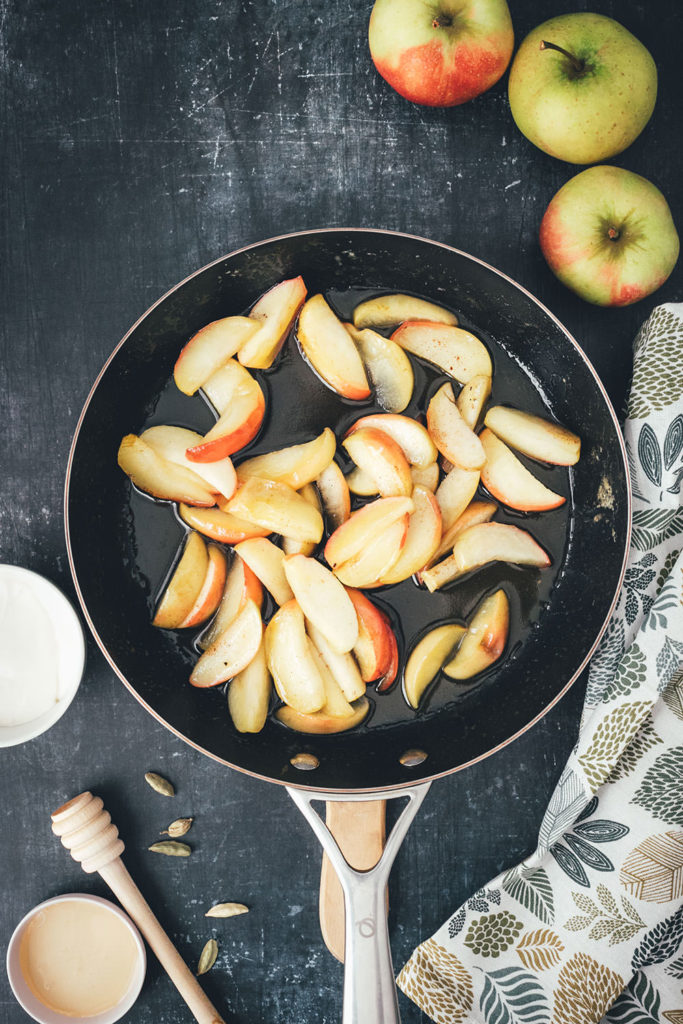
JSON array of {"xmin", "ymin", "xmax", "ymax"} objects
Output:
[{"xmin": 288, "ymin": 784, "xmax": 431, "ymax": 1024}]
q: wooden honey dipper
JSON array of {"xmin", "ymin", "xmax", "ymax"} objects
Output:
[{"xmin": 51, "ymin": 791, "xmax": 225, "ymax": 1024}]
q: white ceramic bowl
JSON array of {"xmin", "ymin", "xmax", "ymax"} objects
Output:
[
  {"xmin": 6, "ymin": 893, "xmax": 146, "ymax": 1024},
  {"xmin": 0, "ymin": 565, "xmax": 86, "ymax": 747}
]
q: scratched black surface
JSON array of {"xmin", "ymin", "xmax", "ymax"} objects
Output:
[{"xmin": 1, "ymin": 1, "xmax": 682, "ymax": 1021}]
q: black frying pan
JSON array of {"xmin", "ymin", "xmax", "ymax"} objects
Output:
[{"xmin": 65, "ymin": 229, "xmax": 629, "ymax": 1021}]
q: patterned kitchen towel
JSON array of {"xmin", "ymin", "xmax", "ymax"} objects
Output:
[{"xmin": 398, "ymin": 302, "xmax": 683, "ymax": 1024}]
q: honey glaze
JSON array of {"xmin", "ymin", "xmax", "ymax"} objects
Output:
[{"xmin": 19, "ymin": 900, "xmax": 139, "ymax": 1017}]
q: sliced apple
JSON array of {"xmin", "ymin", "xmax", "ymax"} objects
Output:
[
  {"xmin": 283, "ymin": 554, "xmax": 359, "ymax": 654},
  {"xmin": 345, "ymin": 414, "xmax": 437, "ymax": 468},
  {"xmin": 153, "ymin": 532, "xmax": 209, "ymax": 628},
  {"xmin": 342, "ymin": 427, "xmax": 413, "ymax": 498},
  {"xmin": 308, "ymin": 643, "xmax": 355, "ymax": 718},
  {"xmin": 378, "ymin": 486, "xmax": 442, "ymax": 585},
  {"xmin": 347, "ymin": 466, "xmax": 379, "ymax": 497},
  {"xmin": 236, "ymin": 428, "xmax": 335, "ymax": 490},
  {"xmin": 227, "ymin": 638, "xmax": 272, "ymax": 734},
  {"xmin": 281, "ymin": 482, "xmax": 322, "ymax": 557},
  {"xmin": 375, "ymin": 615, "xmax": 399, "ymax": 693},
  {"xmin": 179, "ymin": 544, "xmax": 228, "ymax": 628},
  {"xmin": 479, "ymin": 429, "xmax": 565, "ymax": 512},
  {"xmin": 427, "ymin": 383, "xmax": 485, "ymax": 471},
  {"xmin": 391, "ymin": 321, "xmax": 491, "ymax": 383},
  {"xmin": 234, "ymin": 537, "xmax": 293, "ymax": 606},
  {"xmin": 346, "ymin": 588, "xmax": 394, "ymax": 682},
  {"xmin": 174, "ymin": 316, "xmax": 260, "ymax": 395},
  {"xmin": 307, "ymin": 622, "xmax": 366, "ymax": 702},
  {"xmin": 226, "ymin": 478, "xmax": 324, "ymax": 544},
  {"xmin": 141, "ymin": 425, "xmax": 237, "ymax": 501},
  {"xmin": 238, "ymin": 276, "xmax": 308, "ymax": 369},
  {"xmin": 265, "ymin": 599, "xmax": 326, "ymax": 713},
  {"xmin": 187, "ymin": 360, "xmax": 265, "ymax": 462},
  {"xmin": 430, "ymin": 499, "xmax": 497, "ymax": 565},
  {"xmin": 200, "ymin": 554, "xmax": 263, "ymax": 650},
  {"xmin": 324, "ymin": 496, "xmax": 414, "ymax": 569},
  {"xmin": 435, "ymin": 466, "xmax": 480, "ymax": 531},
  {"xmin": 333, "ymin": 514, "xmax": 408, "ymax": 588},
  {"xmin": 297, "ymin": 294, "xmax": 371, "ymax": 400},
  {"xmin": 345, "ymin": 323, "xmax": 414, "ymax": 413},
  {"xmin": 443, "ymin": 590, "xmax": 510, "ymax": 680},
  {"xmin": 421, "ymin": 523, "xmax": 550, "ymax": 593},
  {"xmin": 190, "ymin": 598, "xmax": 263, "ymax": 687},
  {"xmin": 118, "ymin": 434, "xmax": 215, "ymax": 506},
  {"xmin": 411, "ymin": 463, "xmax": 439, "ymax": 492},
  {"xmin": 353, "ymin": 294, "xmax": 458, "ymax": 329},
  {"xmin": 179, "ymin": 503, "xmax": 270, "ymax": 545},
  {"xmin": 484, "ymin": 407, "xmax": 581, "ymax": 466},
  {"xmin": 275, "ymin": 696, "xmax": 369, "ymax": 734},
  {"xmin": 317, "ymin": 461, "xmax": 351, "ymax": 531},
  {"xmin": 404, "ymin": 624, "xmax": 466, "ymax": 708},
  {"xmin": 457, "ymin": 374, "xmax": 492, "ymax": 430}
]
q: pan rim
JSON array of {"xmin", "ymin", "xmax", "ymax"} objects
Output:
[{"xmin": 64, "ymin": 226, "xmax": 632, "ymax": 794}]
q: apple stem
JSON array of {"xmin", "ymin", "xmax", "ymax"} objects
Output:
[
  {"xmin": 608, "ymin": 227, "xmax": 620, "ymax": 241},
  {"xmin": 539, "ymin": 39, "xmax": 584, "ymax": 75}
]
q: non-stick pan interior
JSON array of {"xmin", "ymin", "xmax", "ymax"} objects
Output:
[{"xmin": 66, "ymin": 230, "xmax": 629, "ymax": 792}]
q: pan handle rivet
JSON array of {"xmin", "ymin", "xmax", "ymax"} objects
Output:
[
  {"xmin": 290, "ymin": 753, "xmax": 320, "ymax": 771},
  {"xmin": 400, "ymin": 748, "xmax": 428, "ymax": 767}
]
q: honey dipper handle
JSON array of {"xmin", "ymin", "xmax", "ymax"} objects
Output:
[{"xmin": 99, "ymin": 858, "xmax": 225, "ymax": 1024}]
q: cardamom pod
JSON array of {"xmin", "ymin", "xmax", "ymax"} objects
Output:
[
  {"xmin": 197, "ymin": 938, "xmax": 218, "ymax": 976},
  {"xmin": 205, "ymin": 903, "xmax": 249, "ymax": 919},
  {"xmin": 148, "ymin": 841, "xmax": 191, "ymax": 857},
  {"xmin": 160, "ymin": 817, "xmax": 193, "ymax": 838},
  {"xmin": 144, "ymin": 772, "xmax": 175, "ymax": 797}
]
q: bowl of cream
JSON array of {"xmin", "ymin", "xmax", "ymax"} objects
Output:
[
  {"xmin": 6, "ymin": 894, "xmax": 146, "ymax": 1023},
  {"xmin": 0, "ymin": 565, "xmax": 86, "ymax": 747}
]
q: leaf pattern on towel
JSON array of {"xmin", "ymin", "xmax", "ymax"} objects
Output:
[
  {"xmin": 479, "ymin": 966, "xmax": 550, "ymax": 1024},
  {"xmin": 607, "ymin": 714, "xmax": 662, "ymax": 784},
  {"xmin": 396, "ymin": 939, "xmax": 473, "ymax": 1024},
  {"xmin": 632, "ymin": 747, "xmax": 683, "ymax": 826},
  {"xmin": 603, "ymin": 970, "xmax": 661, "ymax": 1023},
  {"xmin": 578, "ymin": 702, "xmax": 651, "ymax": 791},
  {"xmin": 630, "ymin": 508, "xmax": 683, "ymax": 553},
  {"xmin": 501, "ymin": 867, "xmax": 554, "ymax": 925},
  {"xmin": 552, "ymin": 952, "xmax": 623, "ymax": 1024},
  {"xmin": 464, "ymin": 912, "xmax": 523, "ymax": 958},
  {"xmin": 515, "ymin": 930, "xmax": 564, "ymax": 972},
  {"xmin": 563, "ymin": 885, "xmax": 644, "ymax": 945},
  {"xmin": 632, "ymin": 903, "xmax": 683, "ymax": 969},
  {"xmin": 601, "ymin": 644, "xmax": 647, "ymax": 703},
  {"xmin": 628, "ymin": 306, "xmax": 683, "ymax": 418}
]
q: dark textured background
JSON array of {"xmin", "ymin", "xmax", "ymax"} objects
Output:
[{"xmin": 1, "ymin": 1, "xmax": 681, "ymax": 1021}]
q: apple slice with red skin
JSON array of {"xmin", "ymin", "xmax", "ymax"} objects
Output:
[
  {"xmin": 187, "ymin": 360, "xmax": 265, "ymax": 462},
  {"xmin": 411, "ymin": 463, "xmax": 440, "ymax": 492},
  {"xmin": 226, "ymin": 478, "xmax": 324, "ymax": 544},
  {"xmin": 276, "ymin": 696, "xmax": 369, "ymax": 734},
  {"xmin": 297, "ymin": 294, "xmax": 371, "ymax": 400},
  {"xmin": 238, "ymin": 276, "xmax": 308, "ymax": 369},
  {"xmin": 178, "ymin": 544, "xmax": 228, "ymax": 628},
  {"xmin": 179, "ymin": 503, "xmax": 270, "ymax": 545},
  {"xmin": 234, "ymin": 537, "xmax": 293, "ymax": 607},
  {"xmin": 480, "ymin": 428, "xmax": 565, "ymax": 511},
  {"xmin": 427, "ymin": 383, "xmax": 486, "ymax": 471},
  {"xmin": 227, "ymin": 639, "xmax": 272, "ymax": 734},
  {"xmin": 317, "ymin": 461, "xmax": 351, "ymax": 531},
  {"xmin": 236, "ymin": 428, "xmax": 336, "ymax": 490},
  {"xmin": 141, "ymin": 425, "xmax": 237, "ymax": 501},
  {"xmin": 404, "ymin": 624, "xmax": 466, "ymax": 709},
  {"xmin": 421, "ymin": 523, "xmax": 550, "ymax": 592},
  {"xmin": 190, "ymin": 598, "xmax": 263, "ymax": 688},
  {"xmin": 391, "ymin": 321, "xmax": 492, "ymax": 383},
  {"xmin": 174, "ymin": 316, "xmax": 260, "ymax": 395},
  {"xmin": 436, "ymin": 465, "xmax": 480, "ymax": 531},
  {"xmin": 283, "ymin": 554, "xmax": 359, "ymax": 654},
  {"xmin": 324, "ymin": 496, "xmax": 414, "ymax": 568},
  {"xmin": 265, "ymin": 599, "xmax": 326, "ymax": 714},
  {"xmin": 343, "ymin": 427, "xmax": 413, "ymax": 498},
  {"xmin": 199, "ymin": 554, "xmax": 263, "ymax": 650},
  {"xmin": 282, "ymin": 482, "xmax": 322, "ymax": 557},
  {"xmin": 375, "ymin": 614, "xmax": 399, "ymax": 693},
  {"xmin": 457, "ymin": 374, "xmax": 492, "ymax": 430},
  {"xmin": 443, "ymin": 590, "xmax": 510, "ymax": 680},
  {"xmin": 153, "ymin": 532, "xmax": 209, "ymax": 628},
  {"xmin": 484, "ymin": 406, "xmax": 581, "ymax": 465},
  {"xmin": 333, "ymin": 514, "xmax": 409, "ymax": 588},
  {"xmin": 344, "ymin": 323, "xmax": 414, "ymax": 413},
  {"xmin": 378, "ymin": 485, "xmax": 442, "ymax": 585},
  {"xmin": 307, "ymin": 622, "xmax": 366, "ymax": 702},
  {"xmin": 118, "ymin": 434, "xmax": 216, "ymax": 507},
  {"xmin": 352, "ymin": 293, "xmax": 458, "ymax": 329},
  {"xmin": 429, "ymin": 499, "xmax": 498, "ymax": 565},
  {"xmin": 345, "ymin": 414, "xmax": 437, "ymax": 467},
  {"xmin": 346, "ymin": 587, "xmax": 395, "ymax": 682}
]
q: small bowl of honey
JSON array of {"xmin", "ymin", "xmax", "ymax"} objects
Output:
[{"xmin": 6, "ymin": 893, "xmax": 146, "ymax": 1023}]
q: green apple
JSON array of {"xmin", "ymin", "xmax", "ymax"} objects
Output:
[
  {"xmin": 508, "ymin": 13, "xmax": 657, "ymax": 164},
  {"xmin": 539, "ymin": 166, "xmax": 679, "ymax": 307},
  {"xmin": 368, "ymin": 0, "xmax": 514, "ymax": 108}
]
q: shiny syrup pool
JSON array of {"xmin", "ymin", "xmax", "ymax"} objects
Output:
[{"xmin": 129, "ymin": 287, "xmax": 573, "ymax": 733}]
